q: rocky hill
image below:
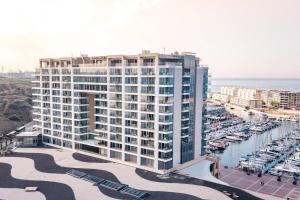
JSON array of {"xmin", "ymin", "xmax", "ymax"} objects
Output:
[{"xmin": 0, "ymin": 77, "xmax": 32, "ymax": 135}]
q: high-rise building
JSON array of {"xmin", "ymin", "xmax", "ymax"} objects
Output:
[{"xmin": 32, "ymin": 51, "xmax": 208, "ymax": 173}]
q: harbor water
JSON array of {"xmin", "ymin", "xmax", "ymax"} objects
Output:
[{"xmin": 215, "ymin": 108, "xmax": 298, "ymax": 167}]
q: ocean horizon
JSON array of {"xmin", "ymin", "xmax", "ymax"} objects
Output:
[{"xmin": 210, "ymin": 78, "xmax": 300, "ymax": 92}]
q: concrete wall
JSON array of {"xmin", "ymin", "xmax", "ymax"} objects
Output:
[
  {"xmin": 194, "ymin": 67, "xmax": 204, "ymax": 156},
  {"xmin": 173, "ymin": 66, "xmax": 182, "ymax": 166}
]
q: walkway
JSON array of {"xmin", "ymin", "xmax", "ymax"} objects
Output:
[
  {"xmin": 178, "ymin": 160, "xmax": 228, "ymax": 185},
  {"xmin": 220, "ymin": 166, "xmax": 300, "ymax": 200},
  {"xmin": 0, "ymin": 147, "xmax": 274, "ymax": 200}
]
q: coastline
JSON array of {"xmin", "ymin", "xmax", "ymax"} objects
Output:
[{"xmin": 222, "ymin": 102, "xmax": 299, "ymax": 119}]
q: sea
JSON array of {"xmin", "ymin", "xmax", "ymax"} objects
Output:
[{"xmin": 210, "ymin": 78, "xmax": 300, "ymax": 92}]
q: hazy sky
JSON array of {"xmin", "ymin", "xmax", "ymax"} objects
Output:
[{"xmin": 0, "ymin": 0, "xmax": 299, "ymax": 78}]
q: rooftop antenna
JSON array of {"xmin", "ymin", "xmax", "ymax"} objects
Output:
[
  {"xmin": 163, "ymin": 47, "xmax": 166, "ymax": 54},
  {"xmin": 71, "ymin": 53, "xmax": 74, "ymax": 66},
  {"xmin": 80, "ymin": 52, "xmax": 85, "ymax": 67}
]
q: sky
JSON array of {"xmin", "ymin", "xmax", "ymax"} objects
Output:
[{"xmin": 0, "ymin": 0, "xmax": 299, "ymax": 78}]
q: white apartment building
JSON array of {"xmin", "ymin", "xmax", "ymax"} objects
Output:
[
  {"xmin": 211, "ymin": 86, "xmax": 262, "ymax": 108},
  {"xmin": 220, "ymin": 86, "xmax": 261, "ymax": 100},
  {"xmin": 32, "ymin": 51, "xmax": 208, "ymax": 173},
  {"xmin": 220, "ymin": 86, "xmax": 238, "ymax": 96}
]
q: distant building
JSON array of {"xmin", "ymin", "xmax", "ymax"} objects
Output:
[
  {"xmin": 209, "ymin": 92, "xmax": 231, "ymax": 103},
  {"xmin": 220, "ymin": 86, "xmax": 238, "ymax": 96},
  {"xmin": 210, "ymin": 86, "xmax": 263, "ymax": 109},
  {"xmin": 230, "ymin": 97, "xmax": 262, "ymax": 108},
  {"xmin": 261, "ymin": 90, "xmax": 300, "ymax": 110},
  {"xmin": 0, "ymin": 71, "xmax": 34, "ymax": 79},
  {"xmin": 211, "ymin": 86, "xmax": 300, "ymax": 110},
  {"xmin": 16, "ymin": 132, "xmax": 42, "ymax": 147}
]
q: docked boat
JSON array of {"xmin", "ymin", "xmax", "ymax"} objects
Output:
[
  {"xmin": 238, "ymin": 129, "xmax": 300, "ymax": 174},
  {"xmin": 226, "ymin": 135, "xmax": 242, "ymax": 142},
  {"xmin": 290, "ymin": 118, "xmax": 299, "ymax": 122},
  {"xmin": 248, "ymin": 111, "xmax": 255, "ymax": 116},
  {"xmin": 250, "ymin": 126, "xmax": 264, "ymax": 132},
  {"xmin": 269, "ymin": 163, "xmax": 300, "ymax": 179}
]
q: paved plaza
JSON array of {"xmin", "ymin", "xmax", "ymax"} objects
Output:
[
  {"xmin": 220, "ymin": 166, "xmax": 300, "ymax": 200},
  {"xmin": 0, "ymin": 147, "xmax": 278, "ymax": 200}
]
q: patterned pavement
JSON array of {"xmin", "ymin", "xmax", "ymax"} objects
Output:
[
  {"xmin": 0, "ymin": 147, "xmax": 232, "ymax": 200},
  {"xmin": 220, "ymin": 166, "xmax": 300, "ymax": 199},
  {"xmin": 0, "ymin": 147, "xmax": 278, "ymax": 200}
]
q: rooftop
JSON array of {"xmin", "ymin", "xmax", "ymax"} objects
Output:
[
  {"xmin": 16, "ymin": 131, "xmax": 40, "ymax": 137},
  {"xmin": 38, "ymin": 50, "xmax": 201, "ymax": 68}
]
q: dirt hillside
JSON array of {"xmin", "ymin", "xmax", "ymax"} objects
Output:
[{"xmin": 0, "ymin": 77, "xmax": 32, "ymax": 135}]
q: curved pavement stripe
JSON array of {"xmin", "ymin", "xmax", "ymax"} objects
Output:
[
  {"xmin": 6, "ymin": 151, "xmax": 204, "ymax": 200},
  {"xmin": 0, "ymin": 163, "xmax": 76, "ymax": 200},
  {"xmin": 72, "ymin": 152, "xmax": 110, "ymax": 163},
  {"xmin": 135, "ymin": 168, "xmax": 263, "ymax": 200},
  {"xmin": 0, "ymin": 157, "xmax": 116, "ymax": 200},
  {"xmin": 67, "ymin": 148, "xmax": 262, "ymax": 200},
  {"xmin": 12, "ymin": 148, "xmax": 232, "ymax": 199}
]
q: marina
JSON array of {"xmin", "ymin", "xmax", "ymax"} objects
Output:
[
  {"xmin": 205, "ymin": 106, "xmax": 281, "ymax": 154},
  {"xmin": 207, "ymin": 104, "xmax": 298, "ymax": 167},
  {"xmin": 211, "ymin": 105, "xmax": 300, "ymax": 199},
  {"xmin": 237, "ymin": 130, "xmax": 300, "ymax": 175}
]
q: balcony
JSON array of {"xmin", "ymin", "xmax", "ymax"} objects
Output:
[
  {"xmin": 125, "ymin": 96, "xmax": 138, "ymax": 102},
  {"xmin": 141, "ymin": 149, "xmax": 154, "ymax": 157},
  {"xmin": 142, "ymin": 62, "xmax": 155, "ymax": 66},
  {"xmin": 110, "ymin": 127, "xmax": 122, "ymax": 134},
  {"xmin": 125, "ymin": 145, "xmax": 137, "ymax": 153},
  {"xmin": 159, "ymin": 143, "xmax": 173, "ymax": 151},
  {"xmin": 159, "ymin": 106, "xmax": 173, "ymax": 114},
  {"xmin": 159, "ymin": 125, "xmax": 173, "ymax": 132},
  {"xmin": 109, "ymin": 62, "xmax": 122, "ymax": 67},
  {"xmin": 110, "ymin": 95, "xmax": 122, "ymax": 101},
  {"xmin": 159, "ymin": 78, "xmax": 173, "ymax": 85},
  {"xmin": 158, "ymin": 151, "xmax": 173, "ymax": 160},
  {"xmin": 159, "ymin": 68, "xmax": 173, "ymax": 76},
  {"xmin": 125, "ymin": 68, "xmax": 138, "ymax": 75},
  {"xmin": 110, "ymin": 134, "xmax": 122, "ymax": 142},
  {"xmin": 125, "ymin": 112, "xmax": 138, "ymax": 119},
  {"xmin": 95, "ymin": 125, "xmax": 107, "ymax": 132},
  {"xmin": 125, "ymin": 137, "xmax": 137, "ymax": 145},
  {"xmin": 141, "ymin": 114, "xmax": 155, "ymax": 121},
  {"xmin": 110, "ymin": 142, "xmax": 122, "ymax": 150},
  {"xmin": 125, "ymin": 86, "xmax": 137, "ymax": 93},
  {"xmin": 98, "ymin": 140, "xmax": 108, "ymax": 147},
  {"xmin": 141, "ymin": 122, "xmax": 155, "ymax": 130},
  {"xmin": 159, "ymin": 61, "xmax": 182, "ymax": 66},
  {"xmin": 110, "ymin": 111, "xmax": 122, "ymax": 118},
  {"xmin": 110, "ymin": 119, "xmax": 122, "ymax": 126},
  {"xmin": 141, "ymin": 140, "xmax": 154, "ymax": 148},
  {"xmin": 125, "ymin": 104, "xmax": 138, "ymax": 111},
  {"xmin": 140, "ymin": 96, "xmax": 155, "ymax": 103},
  {"xmin": 141, "ymin": 69, "xmax": 155, "ymax": 76},
  {"xmin": 159, "ymin": 134, "xmax": 173, "ymax": 141},
  {"xmin": 125, "ymin": 62, "xmax": 137, "ymax": 66},
  {"xmin": 140, "ymin": 105, "xmax": 155, "ymax": 112},
  {"xmin": 159, "ymin": 116, "xmax": 173, "ymax": 123},
  {"xmin": 125, "ymin": 128, "xmax": 138, "ymax": 136}
]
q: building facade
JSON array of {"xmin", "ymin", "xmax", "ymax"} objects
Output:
[
  {"xmin": 32, "ymin": 51, "xmax": 208, "ymax": 173},
  {"xmin": 210, "ymin": 86, "xmax": 263, "ymax": 109},
  {"xmin": 261, "ymin": 90, "xmax": 300, "ymax": 110}
]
